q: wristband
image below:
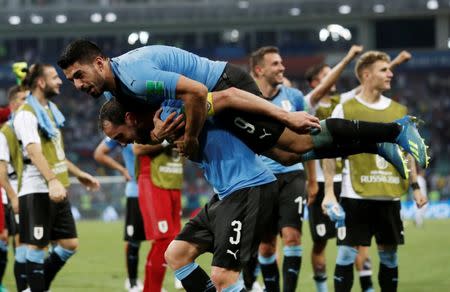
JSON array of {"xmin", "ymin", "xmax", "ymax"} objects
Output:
[
  {"xmin": 161, "ymin": 139, "xmax": 170, "ymax": 148},
  {"xmin": 411, "ymin": 182, "xmax": 420, "ymax": 191}
]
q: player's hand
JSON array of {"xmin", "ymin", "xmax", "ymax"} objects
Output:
[
  {"xmin": 10, "ymin": 195, "xmax": 19, "ymax": 214},
  {"xmin": 307, "ymin": 179, "xmax": 319, "ymax": 206},
  {"xmin": 397, "ymin": 50, "xmax": 412, "ymax": 63},
  {"xmin": 77, "ymin": 172, "xmax": 100, "ymax": 192},
  {"xmin": 175, "ymin": 134, "xmax": 199, "ymax": 159},
  {"xmin": 346, "ymin": 45, "xmax": 364, "ymax": 59},
  {"xmin": 48, "ymin": 179, "xmax": 67, "ymax": 203},
  {"xmin": 285, "ymin": 111, "xmax": 321, "ymax": 134},
  {"xmin": 321, "ymin": 192, "xmax": 338, "ymax": 215},
  {"xmin": 151, "ymin": 108, "xmax": 185, "ymax": 143},
  {"xmin": 413, "ymin": 189, "xmax": 428, "ymax": 208},
  {"xmin": 121, "ymin": 169, "xmax": 132, "ymax": 181}
]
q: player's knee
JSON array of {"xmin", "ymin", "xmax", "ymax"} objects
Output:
[
  {"xmin": 336, "ymin": 245, "xmax": 357, "ymax": 266},
  {"xmin": 165, "ymin": 240, "xmax": 196, "ymax": 270},
  {"xmin": 59, "ymin": 238, "xmax": 79, "ymax": 251},
  {"xmin": 259, "ymin": 242, "xmax": 276, "ymax": 257},
  {"xmin": 281, "ymin": 227, "xmax": 301, "ymax": 246},
  {"xmin": 378, "ymin": 249, "xmax": 398, "ymax": 268}
]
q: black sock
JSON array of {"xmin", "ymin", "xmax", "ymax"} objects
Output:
[
  {"xmin": 300, "ymin": 143, "xmax": 378, "ymax": 161},
  {"xmin": 242, "ymin": 254, "xmax": 258, "ymax": 290},
  {"xmin": 0, "ymin": 247, "xmax": 7, "ymax": 283},
  {"xmin": 378, "ymin": 264, "xmax": 398, "ymax": 292},
  {"xmin": 334, "ymin": 264, "xmax": 354, "ymax": 292},
  {"xmin": 181, "ymin": 266, "xmax": 216, "ymax": 292},
  {"xmin": 126, "ymin": 241, "xmax": 140, "ymax": 287},
  {"xmin": 282, "ymin": 256, "xmax": 301, "ymax": 292},
  {"xmin": 14, "ymin": 261, "xmax": 28, "ymax": 291},
  {"xmin": 44, "ymin": 251, "xmax": 66, "ymax": 290},
  {"xmin": 27, "ymin": 260, "xmax": 45, "ymax": 292},
  {"xmin": 260, "ymin": 261, "xmax": 280, "ymax": 292}
]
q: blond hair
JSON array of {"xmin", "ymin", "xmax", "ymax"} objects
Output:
[{"xmin": 355, "ymin": 51, "xmax": 390, "ymax": 82}]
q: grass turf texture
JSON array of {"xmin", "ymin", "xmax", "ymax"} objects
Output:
[{"xmin": 2, "ymin": 219, "xmax": 449, "ymax": 291}]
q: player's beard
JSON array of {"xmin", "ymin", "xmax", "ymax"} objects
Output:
[
  {"xmin": 135, "ymin": 125, "xmax": 153, "ymax": 144},
  {"xmin": 43, "ymin": 85, "xmax": 59, "ymax": 99}
]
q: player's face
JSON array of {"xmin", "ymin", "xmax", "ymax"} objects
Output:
[
  {"xmin": 102, "ymin": 120, "xmax": 139, "ymax": 146},
  {"xmin": 42, "ymin": 67, "xmax": 62, "ymax": 98},
  {"xmin": 10, "ymin": 90, "xmax": 27, "ymax": 112},
  {"xmin": 63, "ymin": 60, "xmax": 105, "ymax": 98},
  {"xmin": 260, "ymin": 53, "xmax": 285, "ymax": 86},
  {"xmin": 366, "ymin": 60, "xmax": 393, "ymax": 91}
]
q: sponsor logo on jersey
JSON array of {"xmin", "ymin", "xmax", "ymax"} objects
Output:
[{"xmin": 281, "ymin": 100, "xmax": 292, "ymax": 112}]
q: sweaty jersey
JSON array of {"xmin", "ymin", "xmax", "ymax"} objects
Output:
[
  {"xmin": 103, "ymin": 138, "xmax": 138, "ymax": 197},
  {"xmin": 260, "ymin": 85, "xmax": 306, "ymax": 174},
  {"xmin": 105, "ymin": 45, "xmax": 227, "ymax": 107},
  {"xmin": 194, "ymin": 119, "xmax": 276, "ymax": 200}
]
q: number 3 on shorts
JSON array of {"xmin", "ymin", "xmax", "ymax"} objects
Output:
[{"xmin": 229, "ymin": 220, "xmax": 242, "ymax": 245}]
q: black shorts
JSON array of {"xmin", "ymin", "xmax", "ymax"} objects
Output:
[
  {"xmin": 19, "ymin": 193, "xmax": 77, "ymax": 247},
  {"xmin": 176, "ymin": 181, "xmax": 278, "ymax": 271},
  {"xmin": 212, "ymin": 63, "xmax": 286, "ymax": 154},
  {"xmin": 124, "ymin": 197, "xmax": 146, "ymax": 241},
  {"xmin": 4, "ymin": 204, "xmax": 18, "ymax": 236},
  {"xmin": 338, "ymin": 197, "xmax": 404, "ymax": 247},
  {"xmin": 265, "ymin": 171, "xmax": 306, "ymax": 238},
  {"xmin": 308, "ymin": 182, "xmax": 342, "ymax": 242}
]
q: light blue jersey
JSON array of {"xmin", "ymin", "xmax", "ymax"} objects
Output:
[
  {"xmin": 103, "ymin": 138, "xmax": 138, "ymax": 197},
  {"xmin": 195, "ymin": 119, "xmax": 276, "ymax": 200},
  {"xmin": 105, "ymin": 45, "xmax": 227, "ymax": 107},
  {"xmin": 260, "ymin": 85, "xmax": 307, "ymax": 174}
]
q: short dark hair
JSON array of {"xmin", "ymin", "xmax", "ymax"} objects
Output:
[
  {"xmin": 304, "ymin": 63, "xmax": 329, "ymax": 84},
  {"xmin": 249, "ymin": 46, "xmax": 280, "ymax": 75},
  {"xmin": 98, "ymin": 98, "xmax": 127, "ymax": 131},
  {"xmin": 57, "ymin": 39, "xmax": 106, "ymax": 69},
  {"xmin": 7, "ymin": 85, "xmax": 25, "ymax": 102},
  {"xmin": 21, "ymin": 63, "xmax": 53, "ymax": 90}
]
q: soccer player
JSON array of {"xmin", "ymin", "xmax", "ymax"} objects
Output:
[
  {"xmin": 132, "ymin": 143, "xmax": 183, "ymax": 292},
  {"xmin": 13, "ymin": 63, "xmax": 100, "ymax": 291},
  {"xmin": 57, "ymin": 40, "xmax": 428, "ymax": 172},
  {"xmin": 0, "ymin": 85, "xmax": 28, "ymax": 292},
  {"xmin": 94, "ymin": 139, "xmax": 145, "ymax": 292},
  {"xmin": 321, "ymin": 51, "xmax": 428, "ymax": 292},
  {"xmin": 99, "ymin": 97, "xmax": 279, "ymax": 292},
  {"xmin": 247, "ymin": 46, "xmax": 316, "ymax": 292}
]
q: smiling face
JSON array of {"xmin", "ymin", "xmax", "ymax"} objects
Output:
[
  {"xmin": 63, "ymin": 57, "xmax": 107, "ymax": 98},
  {"xmin": 362, "ymin": 60, "xmax": 393, "ymax": 92},
  {"xmin": 256, "ymin": 52, "xmax": 286, "ymax": 87}
]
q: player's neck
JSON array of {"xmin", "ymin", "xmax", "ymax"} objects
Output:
[
  {"xmin": 359, "ymin": 86, "xmax": 382, "ymax": 104},
  {"xmin": 104, "ymin": 61, "xmax": 116, "ymax": 92},
  {"xmin": 31, "ymin": 90, "xmax": 48, "ymax": 106},
  {"xmin": 256, "ymin": 79, "xmax": 279, "ymax": 99}
]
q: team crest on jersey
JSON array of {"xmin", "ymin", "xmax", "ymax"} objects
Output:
[
  {"xmin": 337, "ymin": 226, "xmax": 346, "ymax": 240},
  {"xmin": 316, "ymin": 224, "xmax": 326, "ymax": 237},
  {"xmin": 158, "ymin": 220, "xmax": 168, "ymax": 233},
  {"xmin": 33, "ymin": 226, "xmax": 44, "ymax": 240},
  {"xmin": 127, "ymin": 225, "xmax": 134, "ymax": 236},
  {"xmin": 281, "ymin": 100, "xmax": 292, "ymax": 112},
  {"xmin": 375, "ymin": 155, "xmax": 389, "ymax": 170}
]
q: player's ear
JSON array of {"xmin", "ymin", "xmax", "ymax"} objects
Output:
[
  {"xmin": 125, "ymin": 112, "xmax": 138, "ymax": 125},
  {"xmin": 94, "ymin": 56, "xmax": 105, "ymax": 71}
]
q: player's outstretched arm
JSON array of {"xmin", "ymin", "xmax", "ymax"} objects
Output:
[
  {"xmin": 0, "ymin": 160, "xmax": 19, "ymax": 213},
  {"xmin": 66, "ymin": 159, "xmax": 100, "ymax": 191},
  {"xmin": 389, "ymin": 50, "xmax": 412, "ymax": 71},
  {"xmin": 308, "ymin": 45, "xmax": 363, "ymax": 108},
  {"xmin": 408, "ymin": 155, "xmax": 428, "ymax": 208},
  {"xmin": 211, "ymin": 87, "xmax": 320, "ymax": 134}
]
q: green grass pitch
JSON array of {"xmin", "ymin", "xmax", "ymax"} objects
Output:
[{"xmin": 2, "ymin": 219, "xmax": 449, "ymax": 291}]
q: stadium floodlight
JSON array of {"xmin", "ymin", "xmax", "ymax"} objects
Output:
[
  {"xmin": 290, "ymin": 7, "xmax": 301, "ymax": 16},
  {"xmin": 30, "ymin": 14, "xmax": 44, "ymax": 24},
  {"xmin": 338, "ymin": 4, "xmax": 351, "ymax": 14},
  {"xmin": 139, "ymin": 31, "xmax": 149, "ymax": 44},
  {"xmin": 128, "ymin": 32, "xmax": 139, "ymax": 45},
  {"xmin": 55, "ymin": 14, "xmax": 67, "ymax": 24},
  {"xmin": 237, "ymin": 0, "xmax": 249, "ymax": 9},
  {"xmin": 8, "ymin": 15, "xmax": 21, "ymax": 25},
  {"xmin": 373, "ymin": 4, "xmax": 385, "ymax": 13},
  {"xmin": 105, "ymin": 12, "xmax": 117, "ymax": 23},
  {"xmin": 90, "ymin": 12, "xmax": 102, "ymax": 23},
  {"xmin": 426, "ymin": 0, "xmax": 439, "ymax": 10}
]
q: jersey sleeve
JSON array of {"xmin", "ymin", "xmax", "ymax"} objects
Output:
[
  {"xmin": 0, "ymin": 133, "xmax": 10, "ymax": 162},
  {"xmin": 13, "ymin": 111, "xmax": 41, "ymax": 147},
  {"xmin": 129, "ymin": 68, "xmax": 181, "ymax": 101},
  {"xmin": 103, "ymin": 137, "xmax": 120, "ymax": 150}
]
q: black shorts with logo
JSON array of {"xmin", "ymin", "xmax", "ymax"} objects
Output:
[
  {"xmin": 265, "ymin": 171, "xmax": 306, "ymax": 238},
  {"xmin": 308, "ymin": 182, "xmax": 342, "ymax": 242},
  {"xmin": 338, "ymin": 197, "xmax": 404, "ymax": 246},
  {"xmin": 4, "ymin": 203, "xmax": 18, "ymax": 236},
  {"xmin": 176, "ymin": 181, "xmax": 278, "ymax": 271},
  {"xmin": 124, "ymin": 197, "xmax": 146, "ymax": 241},
  {"xmin": 19, "ymin": 193, "xmax": 77, "ymax": 247},
  {"xmin": 212, "ymin": 63, "xmax": 286, "ymax": 154}
]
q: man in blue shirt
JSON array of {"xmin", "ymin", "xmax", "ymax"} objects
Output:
[
  {"xmin": 57, "ymin": 40, "xmax": 429, "ymax": 174},
  {"xmin": 98, "ymin": 98, "xmax": 279, "ymax": 292},
  {"xmin": 94, "ymin": 139, "xmax": 144, "ymax": 292}
]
